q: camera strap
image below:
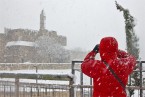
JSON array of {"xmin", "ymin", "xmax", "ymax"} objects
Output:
[{"xmin": 103, "ymin": 61, "xmax": 126, "ymax": 94}]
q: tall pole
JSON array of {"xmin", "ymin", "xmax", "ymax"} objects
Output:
[{"xmin": 34, "ymin": 66, "xmax": 39, "ymax": 96}]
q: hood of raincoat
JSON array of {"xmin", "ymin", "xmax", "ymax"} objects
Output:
[{"xmin": 99, "ymin": 37, "xmax": 118, "ymax": 61}]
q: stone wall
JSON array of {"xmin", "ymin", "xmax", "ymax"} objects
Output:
[{"xmin": 0, "ymin": 28, "xmax": 67, "ymax": 63}]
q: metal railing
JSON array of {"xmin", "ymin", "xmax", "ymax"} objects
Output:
[
  {"xmin": 0, "ymin": 72, "xmax": 73, "ymax": 97},
  {"xmin": 71, "ymin": 61, "xmax": 145, "ymax": 97},
  {"xmin": 0, "ymin": 81, "xmax": 144, "ymax": 97},
  {"xmin": 0, "ymin": 61, "xmax": 145, "ymax": 97},
  {"xmin": 0, "ymin": 81, "xmax": 71, "ymax": 97}
]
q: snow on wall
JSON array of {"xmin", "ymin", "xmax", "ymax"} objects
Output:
[{"xmin": 6, "ymin": 41, "xmax": 38, "ymax": 47}]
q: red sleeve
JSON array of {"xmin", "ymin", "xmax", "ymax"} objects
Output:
[
  {"xmin": 84, "ymin": 50, "xmax": 97, "ymax": 61},
  {"xmin": 117, "ymin": 49, "xmax": 129, "ymax": 58},
  {"xmin": 81, "ymin": 51, "xmax": 98, "ymax": 78},
  {"xmin": 118, "ymin": 49, "xmax": 136, "ymax": 74},
  {"xmin": 126, "ymin": 54, "xmax": 136, "ymax": 75}
]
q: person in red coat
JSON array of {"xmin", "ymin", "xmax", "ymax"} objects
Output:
[{"xmin": 81, "ymin": 37, "xmax": 136, "ymax": 97}]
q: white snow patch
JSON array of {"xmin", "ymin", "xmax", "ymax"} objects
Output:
[{"xmin": 6, "ymin": 41, "xmax": 38, "ymax": 47}]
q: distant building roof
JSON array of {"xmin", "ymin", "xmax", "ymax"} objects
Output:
[{"xmin": 6, "ymin": 41, "xmax": 38, "ymax": 47}]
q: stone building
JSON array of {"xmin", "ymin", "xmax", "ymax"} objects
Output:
[{"xmin": 0, "ymin": 10, "xmax": 67, "ymax": 63}]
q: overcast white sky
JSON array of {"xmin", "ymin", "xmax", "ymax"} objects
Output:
[{"xmin": 0, "ymin": 0, "xmax": 145, "ymax": 60}]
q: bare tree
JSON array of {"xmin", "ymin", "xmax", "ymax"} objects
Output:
[{"xmin": 35, "ymin": 35, "xmax": 70, "ymax": 63}]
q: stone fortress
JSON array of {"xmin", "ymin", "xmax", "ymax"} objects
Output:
[{"xmin": 0, "ymin": 10, "xmax": 67, "ymax": 63}]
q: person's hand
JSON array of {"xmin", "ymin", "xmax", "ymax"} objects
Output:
[{"xmin": 93, "ymin": 44, "xmax": 99, "ymax": 53}]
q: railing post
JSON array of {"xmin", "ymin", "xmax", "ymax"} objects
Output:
[
  {"xmin": 71, "ymin": 61, "xmax": 75, "ymax": 77},
  {"xmin": 15, "ymin": 77, "xmax": 19, "ymax": 97},
  {"xmin": 140, "ymin": 61, "xmax": 143, "ymax": 97},
  {"xmin": 70, "ymin": 61, "xmax": 75, "ymax": 97},
  {"xmin": 4, "ymin": 85, "xmax": 5, "ymax": 97},
  {"xmin": 30, "ymin": 86, "xmax": 33, "ymax": 97},
  {"xmin": 80, "ymin": 72, "xmax": 83, "ymax": 97},
  {"xmin": 71, "ymin": 61, "xmax": 84, "ymax": 97},
  {"xmin": 90, "ymin": 78, "xmax": 93, "ymax": 97}
]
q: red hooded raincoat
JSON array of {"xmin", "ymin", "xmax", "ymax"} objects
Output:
[{"xmin": 81, "ymin": 37, "xmax": 136, "ymax": 97}]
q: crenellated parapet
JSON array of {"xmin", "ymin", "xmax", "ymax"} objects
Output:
[
  {"xmin": 48, "ymin": 31, "xmax": 67, "ymax": 46},
  {"xmin": 5, "ymin": 28, "xmax": 38, "ymax": 42}
]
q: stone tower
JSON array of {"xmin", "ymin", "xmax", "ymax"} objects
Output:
[{"xmin": 40, "ymin": 10, "xmax": 46, "ymax": 31}]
